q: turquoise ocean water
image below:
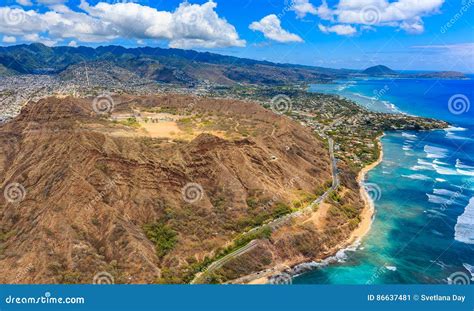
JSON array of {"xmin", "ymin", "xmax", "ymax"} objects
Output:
[{"xmin": 294, "ymin": 77, "xmax": 474, "ymax": 284}]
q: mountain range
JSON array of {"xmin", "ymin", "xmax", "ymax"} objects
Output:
[{"xmin": 0, "ymin": 44, "xmax": 466, "ymax": 86}]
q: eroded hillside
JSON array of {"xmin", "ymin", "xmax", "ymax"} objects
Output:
[{"xmin": 0, "ymin": 94, "xmax": 332, "ymax": 283}]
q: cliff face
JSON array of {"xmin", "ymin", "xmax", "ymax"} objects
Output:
[{"xmin": 0, "ymin": 95, "xmax": 331, "ymax": 283}]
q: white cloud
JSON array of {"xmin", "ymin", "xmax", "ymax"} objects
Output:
[
  {"xmin": 315, "ymin": 0, "xmax": 444, "ymax": 35},
  {"xmin": 68, "ymin": 40, "xmax": 77, "ymax": 47},
  {"xmin": 291, "ymin": 0, "xmax": 317, "ymax": 18},
  {"xmin": 249, "ymin": 14, "xmax": 303, "ymax": 43},
  {"xmin": 37, "ymin": 0, "xmax": 67, "ymax": 5},
  {"xmin": 412, "ymin": 43, "xmax": 474, "ymax": 57},
  {"xmin": 23, "ymin": 33, "xmax": 57, "ymax": 46},
  {"xmin": 2, "ymin": 35, "xmax": 17, "ymax": 43},
  {"xmin": 16, "ymin": 0, "xmax": 33, "ymax": 6},
  {"xmin": 399, "ymin": 17, "xmax": 424, "ymax": 34},
  {"xmin": 316, "ymin": 0, "xmax": 334, "ymax": 21},
  {"xmin": 318, "ymin": 23, "xmax": 357, "ymax": 36},
  {"xmin": 0, "ymin": 0, "xmax": 245, "ymax": 48}
]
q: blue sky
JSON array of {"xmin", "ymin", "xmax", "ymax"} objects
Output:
[{"xmin": 0, "ymin": 0, "xmax": 473, "ymax": 72}]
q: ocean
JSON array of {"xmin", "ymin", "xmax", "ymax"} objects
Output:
[{"xmin": 294, "ymin": 77, "xmax": 474, "ymax": 284}]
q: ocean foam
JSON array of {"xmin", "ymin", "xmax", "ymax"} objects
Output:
[
  {"xmin": 456, "ymin": 160, "xmax": 474, "ymax": 169},
  {"xmin": 433, "ymin": 164, "xmax": 458, "ymax": 176},
  {"xmin": 455, "ymin": 160, "xmax": 474, "ymax": 176},
  {"xmin": 458, "ymin": 169, "xmax": 474, "ymax": 177},
  {"xmin": 290, "ymin": 240, "xmax": 362, "ymax": 277},
  {"xmin": 402, "ymin": 132, "xmax": 417, "ymax": 140},
  {"xmin": 463, "ymin": 263, "xmax": 474, "ymax": 281},
  {"xmin": 402, "ymin": 174, "xmax": 431, "ymax": 181},
  {"xmin": 427, "ymin": 194, "xmax": 456, "ymax": 205},
  {"xmin": 424, "ymin": 145, "xmax": 449, "ymax": 159},
  {"xmin": 445, "ymin": 127, "xmax": 470, "ymax": 140},
  {"xmin": 454, "ymin": 197, "xmax": 474, "ymax": 244},
  {"xmin": 444, "ymin": 126, "xmax": 468, "ymax": 132},
  {"xmin": 412, "ymin": 159, "xmax": 435, "ymax": 171},
  {"xmin": 433, "ymin": 188, "xmax": 467, "ymax": 199},
  {"xmin": 384, "ymin": 102, "xmax": 401, "ymax": 113},
  {"xmin": 433, "ymin": 159, "xmax": 450, "ymax": 166},
  {"xmin": 426, "ymin": 209, "xmax": 447, "ymax": 218}
]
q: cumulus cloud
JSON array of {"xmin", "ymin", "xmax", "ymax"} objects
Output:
[
  {"xmin": 2, "ymin": 35, "xmax": 17, "ymax": 43},
  {"xmin": 291, "ymin": 0, "xmax": 317, "ymax": 18},
  {"xmin": 318, "ymin": 23, "xmax": 356, "ymax": 36},
  {"xmin": 315, "ymin": 0, "xmax": 444, "ymax": 35},
  {"xmin": 68, "ymin": 40, "xmax": 78, "ymax": 47},
  {"xmin": 16, "ymin": 0, "xmax": 33, "ymax": 6},
  {"xmin": 23, "ymin": 33, "xmax": 57, "ymax": 46},
  {"xmin": 0, "ymin": 0, "xmax": 245, "ymax": 48},
  {"xmin": 249, "ymin": 14, "xmax": 303, "ymax": 43}
]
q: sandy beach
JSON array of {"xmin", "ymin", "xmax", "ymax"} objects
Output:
[
  {"xmin": 245, "ymin": 134, "xmax": 385, "ymax": 285},
  {"xmin": 350, "ymin": 133, "xmax": 385, "ymax": 244}
]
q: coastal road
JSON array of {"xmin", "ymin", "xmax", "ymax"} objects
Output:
[
  {"xmin": 191, "ymin": 138, "xmax": 339, "ymax": 284},
  {"xmin": 191, "ymin": 240, "xmax": 259, "ymax": 284}
]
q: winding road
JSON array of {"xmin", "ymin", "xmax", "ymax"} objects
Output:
[{"xmin": 191, "ymin": 138, "xmax": 338, "ymax": 284}]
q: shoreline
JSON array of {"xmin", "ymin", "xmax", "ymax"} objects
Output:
[
  {"xmin": 351, "ymin": 133, "xmax": 385, "ymax": 244},
  {"xmin": 244, "ymin": 134, "xmax": 385, "ymax": 284}
]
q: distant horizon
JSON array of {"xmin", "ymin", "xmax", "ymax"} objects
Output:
[
  {"xmin": 1, "ymin": 42, "xmax": 473, "ymax": 75},
  {"xmin": 0, "ymin": 1, "xmax": 473, "ymax": 73}
]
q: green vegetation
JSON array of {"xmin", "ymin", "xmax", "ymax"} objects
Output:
[
  {"xmin": 246, "ymin": 196, "xmax": 258, "ymax": 209},
  {"xmin": 182, "ymin": 226, "xmax": 273, "ymax": 284},
  {"xmin": 94, "ymin": 162, "xmax": 108, "ymax": 173},
  {"xmin": 117, "ymin": 117, "xmax": 140, "ymax": 128},
  {"xmin": 233, "ymin": 226, "xmax": 272, "ymax": 250},
  {"xmin": 60, "ymin": 271, "xmax": 82, "ymax": 284},
  {"xmin": 159, "ymin": 107, "xmax": 179, "ymax": 115},
  {"xmin": 329, "ymin": 190, "xmax": 341, "ymax": 203},
  {"xmin": 272, "ymin": 202, "xmax": 293, "ymax": 218},
  {"xmin": 0, "ymin": 230, "xmax": 15, "ymax": 242},
  {"xmin": 143, "ymin": 222, "xmax": 178, "ymax": 259},
  {"xmin": 238, "ymin": 201, "xmax": 292, "ymax": 230},
  {"xmin": 292, "ymin": 192, "xmax": 318, "ymax": 209}
]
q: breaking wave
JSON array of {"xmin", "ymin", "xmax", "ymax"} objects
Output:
[
  {"xmin": 424, "ymin": 145, "xmax": 449, "ymax": 159},
  {"xmin": 454, "ymin": 197, "xmax": 474, "ymax": 244}
]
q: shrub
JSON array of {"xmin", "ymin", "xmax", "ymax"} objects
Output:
[
  {"xmin": 143, "ymin": 222, "xmax": 178, "ymax": 259},
  {"xmin": 272, "ymin": 202, "xmax": 292, "ymax": 218}
]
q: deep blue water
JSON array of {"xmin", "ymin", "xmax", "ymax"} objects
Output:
[{"xmin": 295, "ymin": 77, "xmax": 474, "ymax": 284}]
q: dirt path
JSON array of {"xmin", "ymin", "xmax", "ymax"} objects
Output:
[{"xmin": 302, "ymin": 202, "xmax": 331, "ymax": 229}]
